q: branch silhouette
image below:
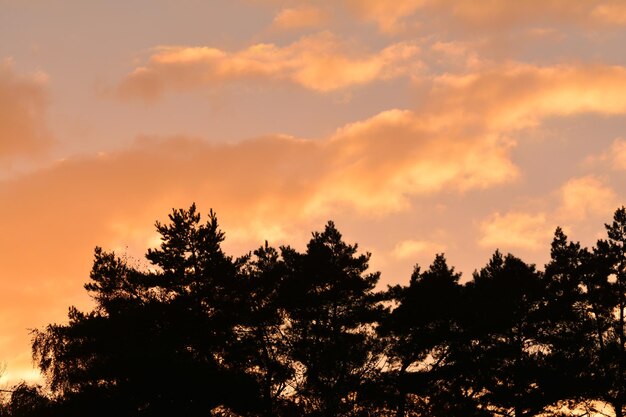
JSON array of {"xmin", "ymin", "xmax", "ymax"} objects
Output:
[{"xmin": 2, "ymin": 205, "xmax": 626, "ymax": 416}]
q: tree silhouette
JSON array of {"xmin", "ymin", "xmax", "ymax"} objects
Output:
[
  {"xmin": 461, "ymin": 251, "xmax": 550, "ymax": 417},
  {"xmin": 236, "ymin": 242, "xmax": 295, "ymax": 417},
  {"xmin": 540, "ymin": 228, "xmax": 602, "ymax": 412},
  {"xmin": 0, "ymin": 383, "xmax": 50, "ymax": 417},
  {"xmin": 21, "ymin": 204, "xmax": 626, "ymax": 417},
  {"xmin": 379, "ymin": 254, "xmax": 466, "ymax": 416},
  {"xmin": 581, "ymin": 206, "xmax": 626, "ymax": 417},
  {"xmin": 280, "ymin": 221, "xmax": 383, "ymax": 416},
  {"xmin": 32, "ymin": 205, "xmax": 260, "ymax": 416}
]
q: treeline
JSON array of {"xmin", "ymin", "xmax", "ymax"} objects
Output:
[{"xmin": 3, "ymin": 204, "xmax": 626, "ymax": 417}]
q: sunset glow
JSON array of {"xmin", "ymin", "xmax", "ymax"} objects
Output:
[{"xmin": 1, "ymin": 0, "xmax": 626, "ymax": 387}]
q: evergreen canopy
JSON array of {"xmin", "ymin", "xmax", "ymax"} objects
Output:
[{"xmin": 2, "ymin": 205, "xmax": 626, "ymax": 417}]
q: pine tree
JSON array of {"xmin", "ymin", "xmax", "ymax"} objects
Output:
[
  {"xmin": 32, "ymin": 205, "xmax": 260, "ymax": 416},
  {"xmin": 281, "ymin": 222, "xmax": 383, "ymax": 416},
  {"xmin": 379, "ymin": 254, "xmax": 465, "ymax": 416}
]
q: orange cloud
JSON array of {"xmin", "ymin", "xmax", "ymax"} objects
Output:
[
  {"xmin": 324, "ymin": 63, "xmax": 626, "ymax": 214},
  {"xmin": 111, "ymin": 60, "xmax": 626, "ymax": 254},
  {"xmin": 344, "ymin": 0, "xmax": 425, "ymax": 34},
  {"xmin": 0, "ymin": 59, "xmax": 51, "ymax": 163},
  {"xmin": 428, "ymin": 40, "xmax": 482, "ymax": 71},
  {"xmin": 318, "ymin": 109, "xmax": 518, "ymax": 212},
  {"xmin": 479, "ymin": 211, "xmax": 553, "ymax": 251},
  {"xmin": 557, "ymin": 176, "xmax": 617, "ymax": 221},
  {"xmin": 592, "ymin": 2, "xmax": 626, "ymax": 25},
  {"xmin": 478, "ymin": 176, "xmax": 619, "ymax": 252},
  {"xmin": 582, "ymin": 138, "xmax": 626, "ymax": 171},
  {"xmin": 428, "ymin": 64, "xmax": 626, "ymax": 133},
  {"xmin": 117, "ymin": 32, "xmax": 421, "ymax": 100},
  {"xmin": 393, "ymin": 239, "xmax": 446, "ymax": 259},
  {"xmin": 344, "ymin": 0, "xmax": 624, "ymax": 33},
  {"xmin": 270, "ymin": 6, "xmax": 328, "ymax": 31},
  {"xmin": 10, "ymin": 60, "xmax": 626, "ymax": 263},
  {"xmin": 609, "ymin": 138, "xmax": 626, "ymax": 170}
]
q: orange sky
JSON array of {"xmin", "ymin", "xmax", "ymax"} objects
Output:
[{"xmin": 2, "ymin": 0, "xmax": 626, "ymax": 385}]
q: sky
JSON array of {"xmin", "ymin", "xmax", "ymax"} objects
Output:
[{"xmin": 1, "ymin": 0, "xmax": 626, "ymax": 385}]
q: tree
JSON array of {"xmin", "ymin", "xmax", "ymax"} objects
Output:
[
  {"xmin": 461, "ymin": 251, "xmax": 550, "ymax": 417},
  {"xmin": 236, "ymin": 242, "xmax": 296, "ymax": 417},
  {"xmin": 582, "ymin": 206, "xmax": 626, "ymax": 417},
  {"xmin": 281, "ymin": 222, "xmax": 383, "ymax": 416},
  {"xmin": 27, "ymin": 203, "xmax": 626, "ymax": 416},
  {"xmin": 541, "ymin": 207, "xmax": 626, "ymax": 417},
  {"xmin": 379, "ymin": 254, "xmax": 466, "ymax": 417},
  {"xmin": 0, "ymin": 383, "xmax": 50, "ymax": 417},
  {"xmin": 540, "ymin": 228, "xmax": 602, "ymax": 411},
  {"xmin": 32, "ymin": 205, "xmax": 260, "ymax": 416}
]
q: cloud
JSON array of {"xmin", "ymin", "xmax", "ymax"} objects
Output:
[
  {"xmin": 428, "ymin": 40, "xmax": 482, "ymax": 71},
  {"xmin": 317, "ymin": 109, "xmax": 518, "ymax": 212},
  {"xmin": 440, "ymin": 1, "xmax": 592, "ymax": 27},
  {"xmin": 393, "ymin": 239, "xmax": 446, "ymax": 259},
  {"xmin": 344, "ymin": 0, "xmax": 425, "ymax": 34},
  {"xmin": 9, "ymin": 60, "xmax": 626, "ymax": 262},
  {"xmin": 428, "ymin": 64, "xmax": 626, "ymax": 132},
  {"xmin": 609, "ymin": 138, "xmax": 626, "ymax": 170},
  {"xmin": 0, "ymin": 107, "xmax": 520, "ymax": 254},
  {"xmin": 0, "ymin": 59, "xmax": 52, "ymax": 163},
  {"xmin": 557, "ymin": 175, "xmax": 617, "ymax": 221},
  {"xmin": 479, "ymin": 211, "xmax": 553, "ymax": 251},
  {"xmin": 326, "ymin": 62, "xmax": 626, "ymax": 214},
  {"xmin": 68, "ymin": 62, "xmax": 626, "ymax": 264},
  {"xmin": 117, "ymin": 32, "xmax": 421, "ymax": 100},
  {"xmin": 270, "ymin": 6, "xmax": 328, "ymax": 31},
  {"xmin": 592, "ymin": 3, "xmax": 626, "ymax": 25},
  {"xmin": 343, "ymin": 0, "xmax": 626, "ymax": 34},
  {"xmin": 583, "ymin": 137, "xmax": 626, "ymax": 170},
  {"xmin": 478, "ymin": 176, "xmax": 618, "ymax": 251}
]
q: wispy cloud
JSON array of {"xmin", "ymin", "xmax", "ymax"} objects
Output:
[
  {"xmin": 558, "ymin": 176, "xmax": 618, "ymax": 221},
  {"xmin": 0, "ymin": 59, "xmax": 52, "ymax": 164},
  {"xmin": 270, "ymin": 6, "xmax": 329, "ymax": 31},
  {"xmin": 610, "ymin": 138, "xmax": 626, "ymax": 170},
  {"xmin": 478, "ymin": 175, "xmax": 619, "ymax": 251},
  {"xmin": 344, "ymin": 0, "xmax": 626, "ymax": 33},
  {"xmin": 117, "ymin": 32, "xmax": 421, "ymax": 100},
  {"xmin": 479, "ymin": 211, "xmax": 553, "ymax": 251},
  {"xmin": 428, "ymin": 64, "xmax": 626, "ymax": 132},
  {"xmin": 592, "ymin": 2, "xmax": 626, "ymax": 25},
  {"xmin": 393, "ymin": 239, "xmax": 446, "ymax": 259}
]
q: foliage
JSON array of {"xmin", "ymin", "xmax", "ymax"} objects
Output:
[{"xmin": 9, "ymin": 204, "xmax": 626, "ymax": 416}]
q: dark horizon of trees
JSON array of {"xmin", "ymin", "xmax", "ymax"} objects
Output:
[{"xmin": 3, "ymin": 204, "xmax": 626, "ymax": 416}]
